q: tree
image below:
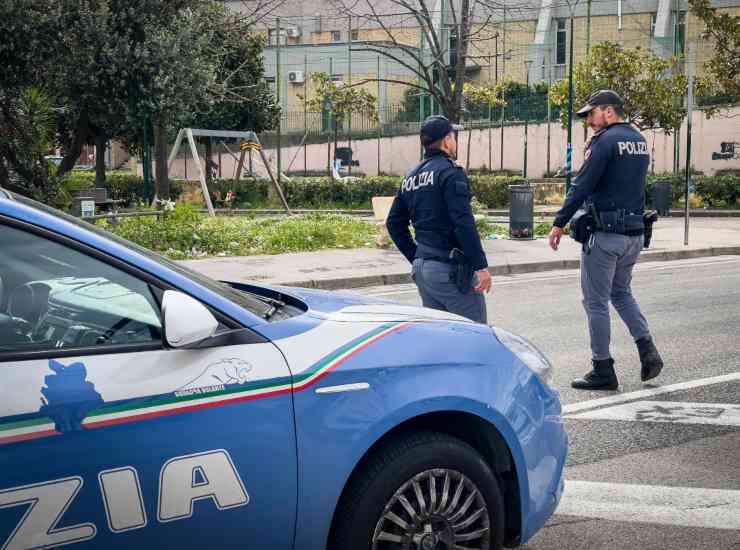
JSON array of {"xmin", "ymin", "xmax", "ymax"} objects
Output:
[
  {"xmin": 181, "ymin": 2, "xmax": 280, "ymax": 188},
  {"xmin": 549, "ymin": 42, "xmax": 693, "ymax": 133},
  {"xmin": 688, "ymin": 0, "xmax": 740, "ymax": 105},
  {"xmin": 303, "ymin": 72, "xmax": 378, "ymax": 159},
  {"xmin": 334, "ymin": 0, "xmax": 496, "ymax": 123}
]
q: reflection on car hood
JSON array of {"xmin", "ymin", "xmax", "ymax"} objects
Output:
[{"xmin": 279, "ymin": 286, "xmax": 471, "ymax": 324}]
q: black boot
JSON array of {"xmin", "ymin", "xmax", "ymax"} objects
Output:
[
  {"xmin": 637, "ymin": 336, "xmax": 663, "ymax": 382},
  {"xmin": 571, "ymin": 358, "xmax": 619, "ymax": 390}
]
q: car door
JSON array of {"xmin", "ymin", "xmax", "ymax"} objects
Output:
[{"xmin": 0, "ymin": 220, "xmax": 297, "ymax": 549}]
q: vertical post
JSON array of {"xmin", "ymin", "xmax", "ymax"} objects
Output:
[
  {"xmin": 304, "ymin": 53, "xmax": 308, "ymax": 175},
  {"xmin": 546, "ymin": 49, "xmax": 552, "ymax": 177},
  {"xmin": 500, "ymin": 5, "xmax": 506, "ymax": 171},
  {"xmin": 586, "ymin": 0, "xmax": 592, "ymax": 54},
  {"xmin": 276, "ymin": 17, "xmax": 282, "ymax": 185},
  {"xmin": 566, "ymin": 13, "xmax": 574, "ymax": 192},
  {"xmin": 327, "ymin": 57, "xmax": 333, "ymax": 176},
  {"xmin": 673, "ymin": 0, "xmax": 681, "ymax": 173},
  {"xmin": 684, "ymin": 43, "xmax": 694, "ymax": 246},
  {"xmin": 419, "ymin": 28, "xmax": 425, "ymax": 161},
  {"xmin": 524, "ymin": 60, "xmax": 531, "ymax": 179},
  {"xmin": 377, "ymin": 56, "xmax": 382, "ymax": 176},
  {"xmin": 347, "ymin": 15, "xmax": 352, "ymax": 172},
  {"xmin": 142, "ymin": 114, "xmax": 152, "ymax": 202}
]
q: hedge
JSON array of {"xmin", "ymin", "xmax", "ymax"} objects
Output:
[
  {"xmin": 60, "ymin": 171, "xmax": 184, "ymax": 207},
  {"xmin": 57, "ymin": 170, "xmax": 739, "ymax": 211}
]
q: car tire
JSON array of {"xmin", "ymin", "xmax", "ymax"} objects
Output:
[{"xmin": 330, "ymin": 431, "xmax": 505, "ymax": 550}]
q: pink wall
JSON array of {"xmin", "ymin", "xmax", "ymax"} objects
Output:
[{"xmin": 164, "ymin": 106, "xmax": 740, "ymax": 180}]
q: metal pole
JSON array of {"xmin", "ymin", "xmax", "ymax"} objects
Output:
[
  {"xmin": 547, "ymin": 50, "xmax": 552, "ymax": 176},
  {"xmin": 276, "ymin": 17, "xmax": 282, "ymax": 185},
  {"xmin": 347, "ymin": 15, "xmax": 352, "ymax": 172},
  {"xmin": 488, "ymin": 53, "xmax": 493, "ymax": 170},
  {"xmin": 500, "ymin": 5, "xmax": 506, "ymax": 171},
  {"xmin": 684, "ymin": 44, "xmax": 694, "ymax": 245},
  {"xmin": 586, "ymin": 0, "xmax": 592, "ymax": 54},
  {"xmin": 566, "ymin": 13, "xmax": 575, "ymax": 192},
  {"xmin": 304, "ymin": 53, "xmax": 308, "ymax": 175},
  {"xmin": 377, "ymin": 56, "xmax": 382, "ymax": 176},
  {"xmin": 493, "ymin": 35, "xmax": 498, "ymax": 172},
  {"xmin": 524, "ymin": 61, "xmax": 531, "ymax": 179},
  {"xmin": 673, "ymin": 0, "xmax": 680, "ymax": 173},
  {"xmin": 327, "ymin": 57, "xmax": 332, "ymax": 175},
  {"xmin": 419, "ymin": 29, "xmax": 425, "ymax": 161}
]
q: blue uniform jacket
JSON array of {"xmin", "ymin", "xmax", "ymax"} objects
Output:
[
  {"xmin": 386, "ymin": 149, "xmax": 488, "ymax": 271},
  {"xmin": 554, "ymin": 122, "xmax": 650, "ymax": 228}
]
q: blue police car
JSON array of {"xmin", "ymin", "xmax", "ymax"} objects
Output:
[{"xmin": 0, "ymin": 190, "xmax": 566, "ymax": 550}]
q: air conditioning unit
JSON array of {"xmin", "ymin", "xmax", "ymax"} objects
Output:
[
  {"xmin": 286, "ymin": 26, "xmax": 301, "ymax": 38},
  {"xmin": 288, "ymin": 71, "xmax": 305, "ymax": 84}
]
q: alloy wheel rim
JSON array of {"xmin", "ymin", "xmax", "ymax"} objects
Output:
[{"xmin": 371, "ymin": 468, "xmax": 490, "ymax": 550}]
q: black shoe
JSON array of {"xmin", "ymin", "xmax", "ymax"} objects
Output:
[
  {"xmin": 571, "ymin": 358, "xmax": 619, "ymax": 390},
  {"xmin": 637, "ymin": 336, "xmax": 664, "ymax": 382}
]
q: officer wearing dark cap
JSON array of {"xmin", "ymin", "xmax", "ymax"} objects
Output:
[
  {"xmin": 548, "ymin": 90, "xmax": 664, "ymax": 390},
  {"xmin": 386, "ymin": 115, "xmax": 491, "ymax": 323}
]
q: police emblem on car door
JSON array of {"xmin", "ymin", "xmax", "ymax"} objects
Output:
[{"xmin": 0, "ymin": 222, "xmax": 297, "ymax": 549}]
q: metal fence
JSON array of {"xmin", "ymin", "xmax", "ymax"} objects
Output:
[{"xmin": 269, "ymin": 92, "xmax": 559, "ymax": 144}]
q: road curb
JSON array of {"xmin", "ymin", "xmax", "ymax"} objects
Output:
[{"xmin": 282, "ymin": 245, "xmax": 740, "ymax": 291}]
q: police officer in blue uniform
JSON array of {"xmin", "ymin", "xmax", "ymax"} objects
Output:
[
  {"xmin": 548, "ymin": 90, "xmax": 664, "ymax": 390},
  {"xmin": 386, "ymin": 115, "xmax": 492, "ymax": 323}
]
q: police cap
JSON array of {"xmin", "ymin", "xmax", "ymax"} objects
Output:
[
  {"xmin": 420, "ymin": 115, "xmax": 464, "ymax": 145},
  {"xmin": 576, "ymin": 89, "xmax": 624, "ymax": 118}
]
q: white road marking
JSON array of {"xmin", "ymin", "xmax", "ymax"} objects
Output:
[
  {"xmin": 558, "ymin": 481, "xmax": 740, "ymax": 531},
  {"xmin": 566, "ymin": 400, "xmax": 740, "ymax": 427},
  {"xmin": 562, "ymin": 373, "xmax": 740, "ymax": 415}
]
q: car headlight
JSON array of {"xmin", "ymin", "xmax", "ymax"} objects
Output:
[{"xmin": 492, "ymin": 327, "xmax": 553, "ymax": 387}]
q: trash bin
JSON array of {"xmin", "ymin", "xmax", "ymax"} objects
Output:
[
  {"xmin": 652, "ymin": 180, "xmax": 672, "ymax": 216},
  {"xmin": 509, "ymin": 182, "xmax": 534, "ymax": 239}
]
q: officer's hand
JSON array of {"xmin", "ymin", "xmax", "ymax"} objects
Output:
[
  {"xmin": 548, "ymin": 226, "xmax": 563, "ymax": 251},
  {"xmin": 473, "ymin": 269, "xmax": 492, "ymax": 294}
]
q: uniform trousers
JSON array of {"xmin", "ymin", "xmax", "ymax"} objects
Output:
[
  {"xmin": 580, "ymin": 231, "xmax": 651, "ymax": 360},
  {"xmin": 411, "ymin": 258, "xmax": 487, "ymax": 324}
]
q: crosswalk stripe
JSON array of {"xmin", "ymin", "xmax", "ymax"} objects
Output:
[
  {"xmin": 565, "ymin": 400, "xmax": 740, "ymax": 427},
  {"xmin": 562, "ymin": 373, "xmax": 740, "ymax": 415},
  {"xmin": 558, "ymin": 481, "xmax": 740, "ymax": 530}
]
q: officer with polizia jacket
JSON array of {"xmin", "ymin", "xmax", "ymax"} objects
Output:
[
  {"xmin": 548, "ymin": 90, "xmax": 664, "ymax": 390},
  {"xmin": 386, "ymin": 115, "xmax": 492, "ymax": 324}
]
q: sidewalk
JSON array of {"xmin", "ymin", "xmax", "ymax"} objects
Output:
[{"xmin": 180, "ymin": 217, "xmax": 740, "ymax": 290}]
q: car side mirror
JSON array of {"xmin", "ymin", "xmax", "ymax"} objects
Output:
[{"xmin": 162, "ymin": 290, "xmax": 219, "ymax": 348}]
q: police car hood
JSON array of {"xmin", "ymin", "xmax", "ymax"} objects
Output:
[{"xmin": 280, "ymin": 286, "xmax": 473, "ymax": 324}]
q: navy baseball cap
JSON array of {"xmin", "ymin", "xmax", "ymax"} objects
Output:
[
  {"xmin": 576, "ymin": 89, "xmax": 624, "ymax": 118},
  {"xmin": 420, "ymin": 115, "xmax": 464, "ymax": 143}
]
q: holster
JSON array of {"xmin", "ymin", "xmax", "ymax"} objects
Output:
[
  {"xmin": 570, "ymin": 203, "xmax": 600, "ymax": 244},
  {"xmin": 643, "ymin": 210, "xmax": 659, "ymax": 248},
  {"xmin": 449, "ymin": 248, "xmax": 474, "ymax": 294}
]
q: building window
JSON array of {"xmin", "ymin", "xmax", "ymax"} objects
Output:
[
  {"xmin": 268, "ymin": 29, "xmax": 286, "ymax": 46},
  {"xmin": 351, "ymin": 29, "xmax": 359, "ymax": 41},
  {"xmin": 331, "ymin": 30, "xmax": 341, "ymax": 42},
  {"xmin": 556, "ymin": 19, "xmax": 566, "ymax": 65},
  {"xmin": 675, "ymin": 11, "xmax": 686, "ymax": 54},
  {"xmin": 651, "ymin": 13, "xmax": 657, "ymax": 36}
]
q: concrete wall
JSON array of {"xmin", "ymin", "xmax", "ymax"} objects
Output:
[{"xmin": 164, "ymin": 105, "xmax": 740, "ymax": 181}]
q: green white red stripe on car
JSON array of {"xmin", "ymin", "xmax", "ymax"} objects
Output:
[{"xmin": 0, "ymin": 321, "xmax": 412, "ymax": 446}]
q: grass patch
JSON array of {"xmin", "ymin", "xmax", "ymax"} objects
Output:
[{"xmin": 98, "ymin": 204, "xmax": 377, "ymax": 259}]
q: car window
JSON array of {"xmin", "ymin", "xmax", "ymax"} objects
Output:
[
  {"xmin": 0, "ymin": 223, "xmax": 162, "ymax": 355},
  {"xmin": 9, "ymin": 193, "xmax": 271, "ymax": 316}
]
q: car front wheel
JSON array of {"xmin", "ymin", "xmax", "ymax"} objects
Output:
[{"xmin": 330, "ymin": 431, "xmax": 505, "ymax": 550}]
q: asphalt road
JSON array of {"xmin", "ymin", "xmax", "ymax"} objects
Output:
[{"xmin": 353, "ymin": 256, "xmax": 740, "ymax": 550}]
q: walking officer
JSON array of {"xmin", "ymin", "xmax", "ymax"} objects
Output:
[
  {"xmin": 386, "ymin": 115, "xmax": 492, "ymax": 323},
  {"xmin": 547, "ymin": 90, "xmax": 664, "ymax": 390}
]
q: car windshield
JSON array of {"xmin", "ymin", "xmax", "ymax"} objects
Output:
[{"xmin": 8, "ymin": 193, "xmax": 270, "ymax": 317}]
